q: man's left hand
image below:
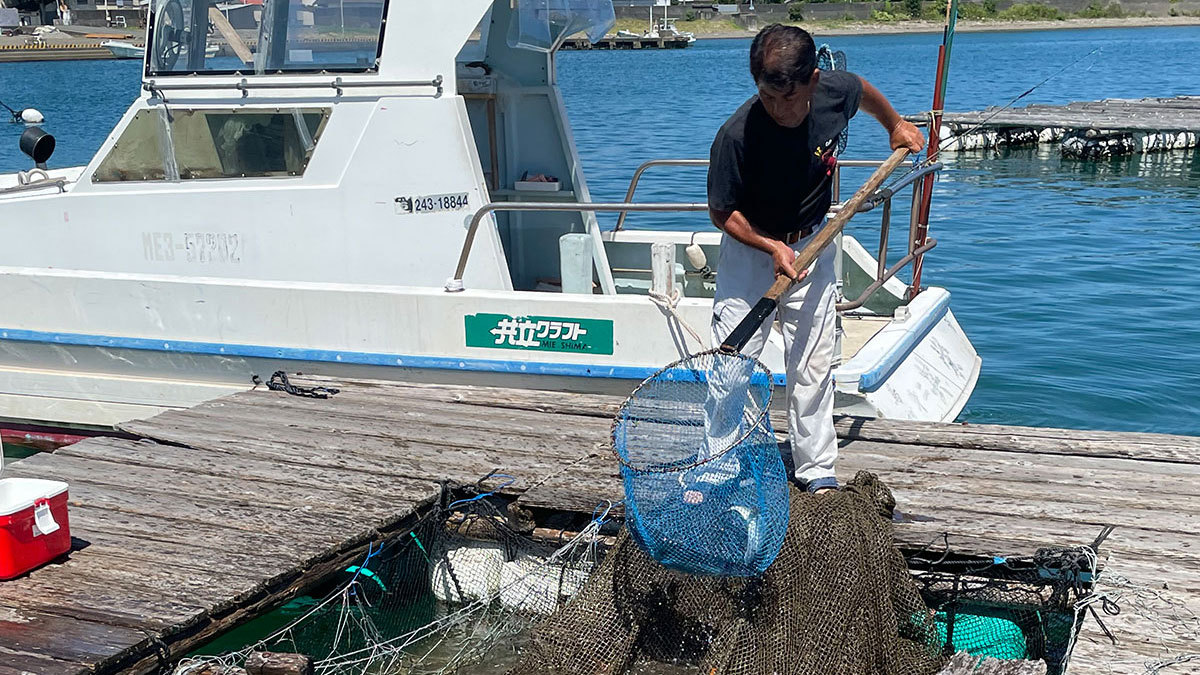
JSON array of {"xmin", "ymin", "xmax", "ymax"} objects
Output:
[{"xmin": 889, "ymin": 120, "xmax": 926, "ymax": 154}]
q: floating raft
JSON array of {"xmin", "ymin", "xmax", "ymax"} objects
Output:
[
  {"xmin": 910, "ymin": 96, "xmax": 1200, "ymax": 157},
  {"xmin": 560, "ymin": 36, "xmax": 691, "ymax": 50},
  {"xmin": 0, "ymin": 378, "xmax": 1198, "ymax": 672}
]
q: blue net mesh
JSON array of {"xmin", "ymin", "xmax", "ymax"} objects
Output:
[{"xmin": 611, "ymin": 350, "xmax": 789, "ymax": 577}]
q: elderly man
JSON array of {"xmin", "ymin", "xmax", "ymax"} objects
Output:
[{"xmin": 707, "ymin": 24, "xmax": 925, "ymax": 494}]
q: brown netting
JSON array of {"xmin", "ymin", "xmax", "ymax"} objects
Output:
[{"xmin": 510, "ymin": 471, "xmax": 947, "ymax": 675}]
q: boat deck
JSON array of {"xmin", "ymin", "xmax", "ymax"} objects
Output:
[{"xmin": 1, "ymin": 377, "xmax": 1197, "ymax": 673}]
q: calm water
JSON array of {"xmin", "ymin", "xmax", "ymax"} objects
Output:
[{"xmin": 1, "ymin": 25, "xmax": 1199, "ymax": 434}]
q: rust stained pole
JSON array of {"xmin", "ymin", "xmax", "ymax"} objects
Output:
[{"xmin": 908, "ymin": 0, "xmax": 957, "ymax": 300}]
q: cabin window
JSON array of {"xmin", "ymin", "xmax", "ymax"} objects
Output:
[
  {"xmin": 93, "ymin": 107, "xmax": 330, "ymax": 182},
  {"xmin": 146, "ymin": 0, "xmax": 386, "ymax": 75}
]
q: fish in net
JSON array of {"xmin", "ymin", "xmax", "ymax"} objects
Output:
[
  {"xmin": 510, "ymin": 471, "xmax": 949, "ymax": 675},
  {"xmin": 612, "ymin": 349, "xmax": 789, "ymax": 577}
]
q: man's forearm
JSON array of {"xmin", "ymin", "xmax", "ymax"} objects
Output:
[
  {"xmin": 858, "ymin": 76, "xmax": 927, "ymax": 153},
  {"xmin": 858, "ymin": 76, "xmax": 903, "ymax": 132},
  {"xmin": 710, "ymin": 209, "xmax": 780, "ymax": 255}
]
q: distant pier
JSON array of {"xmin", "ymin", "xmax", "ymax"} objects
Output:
[
  {"xmin": 909, "ymin": 96, "xmax": 1200, "ymax": 157},
  {"xmin": 0, "ymin": 43, "xmax": 115, "ymax": 62},
  {"xmin": 561, "ymin": 36, "xmax": 692, "ymax": 50}
]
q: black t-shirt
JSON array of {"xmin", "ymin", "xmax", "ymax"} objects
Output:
[{"xmin": 707, "ymin": 70, "xmax": 863, "ymax": 238}]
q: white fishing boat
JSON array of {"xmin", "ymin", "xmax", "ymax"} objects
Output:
[
  {"xmin": 0, "ymin": 0, "xmax": 979, "ymax": 442},
  {"xmin": 101, "ymin": 40, "xmax": 145, "ymax": 59},
  {"xmin": 101, "ymin": 40, "xmax": 219, "ymax": 59}
]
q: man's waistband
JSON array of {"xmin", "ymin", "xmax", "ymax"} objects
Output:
[{"xmin": 780, "ymin": 224, "xmax": 816, "ymax": 245}]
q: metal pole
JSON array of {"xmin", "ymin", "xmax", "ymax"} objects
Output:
[
  {"xmin": 909, "ymin": 0, "xmax": 957, "ymax": 299},
  {"xmin": 613, "ymin": 158, "xmax": 708, "ymax": 231}
]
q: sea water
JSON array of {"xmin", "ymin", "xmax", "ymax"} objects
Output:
[{"xmin": 2, "ymin": 25, "xmax": 1198, "ymax": 433}]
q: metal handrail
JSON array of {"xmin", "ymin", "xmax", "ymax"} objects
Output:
[
  {"xmin": 608, "ymin": 155, "xmax": 941, "ymax": 309},
  {"xmin": 613, "ymin": 159, "xmax": 708, "ymax": 231},
  {"xmin": 448, "ymin": 201, "xmax": 707, "ymax": 290},
  {"xmin": 451, "ymin": 158, "xmax": 944, "ymax": 312},
  {"xmin": 0, "ymin": 178, "xmax": 68, "ymax": 196},
  {"xmin": 143, "ymin": 74, "xmax": 443, "ymax": 99},
  {"xmin": 836, "ymin": 239, "xmax": 938, "ymax": 311}
]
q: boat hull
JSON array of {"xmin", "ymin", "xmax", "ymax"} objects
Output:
[{"xmin": 0, "ymin": 265, "xmax": 978, "ymax": 434}]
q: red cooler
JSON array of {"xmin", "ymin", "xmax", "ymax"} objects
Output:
[{"xmin": 0, "ymin": 452, "xmax": 70, "ymax": 579}]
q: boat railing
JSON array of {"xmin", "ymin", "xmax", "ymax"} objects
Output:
[
  {"xmin": 0, "ymin": 175, "xmax": 68, "ymax": 197},
  {"xmin": 142, "ymin": 75, "xmax": 444, "ymax": 100},
  {"xmin": 447, "ymin": 201, "xmax": 708, "ymax": 291},
  {"xmin": 611, "ymin": 156, "xmax": 942, "ymax": 311}
]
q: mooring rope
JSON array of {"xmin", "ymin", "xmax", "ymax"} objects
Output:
[{"xmin": 648, "ymin": 288, "xmax": 705, "ymax": 348}]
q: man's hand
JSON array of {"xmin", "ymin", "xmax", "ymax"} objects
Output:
[
  {"xmin": 772, "ymin": 242, "xmax": 804, "ymax": 281},
  {"xmin": 889, "ymin": 119, "xmax": 926, "ymax": 154}
]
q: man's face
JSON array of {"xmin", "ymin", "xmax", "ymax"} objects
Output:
[{"xmin": 757, "ymin": 69, "xmax": 820, "ymax": 129}]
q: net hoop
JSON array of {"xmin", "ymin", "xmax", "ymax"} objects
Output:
[{"xmin": 610, "ymin": 348, "xmax": 774, "ymax": 475}]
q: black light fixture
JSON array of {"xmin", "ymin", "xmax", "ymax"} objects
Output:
[{"xmin": 19, "ymin": 127, "xmax": 55, "ymax": 170}]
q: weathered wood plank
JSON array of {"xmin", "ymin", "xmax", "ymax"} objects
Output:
[
  {"xmin": 118, "ymin": 415, "xmax": 594, "ymax": 493},
  {"xmin": 832, "ymin": 417, "xmax": 1200, "ymax": 464},
  {"xmin": 0, "ymin": 607, "xmax": 151, "ymax": 670},
  {"xmin": 61, "ymin": 437, "xmax": 484, "ymax": 505},
  {"xmin": 0, "ymin": 646, "xmax": 86, "ymax": 675},
  {"xmin": 2, "ymin": 452, "xmax": 426, "ymax": 536},
  {"xmin": 139, "ymin": 389, "xmax": 611, "ymax": 456}
]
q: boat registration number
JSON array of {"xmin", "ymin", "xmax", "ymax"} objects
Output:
[{"xmin": 396, "ymin": 193, "xmax": 470, "ymax": 215}]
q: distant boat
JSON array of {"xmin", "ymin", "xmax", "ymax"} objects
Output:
[{"xmin": 101, "ymin": 40, "xmax": 220, "ymax": 59}]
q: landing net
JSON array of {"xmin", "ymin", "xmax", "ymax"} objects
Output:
[{"xmin": 611, "ymin": 350, "xmax": 789, "ymax": 577}]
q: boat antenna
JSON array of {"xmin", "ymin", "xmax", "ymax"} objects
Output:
[{"xmin": 908, "ymin": 0, "xmax": 958, "ymax": 299}]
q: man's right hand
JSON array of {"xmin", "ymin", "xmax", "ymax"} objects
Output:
[{"xmin": 772, "ymin": 242, "xmax": 802, "ymax": 281}]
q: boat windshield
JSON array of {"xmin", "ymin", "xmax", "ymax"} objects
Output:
[{"xmin": 146, "ymin": 0, "xmax": 386, "ymax": 76}]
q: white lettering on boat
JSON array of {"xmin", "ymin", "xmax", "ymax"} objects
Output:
[{"xmin": 141, "ymin": 232, "xmax": 242, "ymax": 264}]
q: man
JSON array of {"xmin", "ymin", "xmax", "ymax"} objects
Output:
[{"xmin": 707, "ymin": 25, "xmax": 924, "ymax": 494}]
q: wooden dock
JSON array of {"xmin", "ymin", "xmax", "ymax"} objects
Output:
[
  {"xmin": 1, "ymin": 377, "xmax": 1198, "ymax": 673},
  {"xmin": 910, "ymin": 96, "xmax": 1200, "ymax": 157},
  {"xmin": 0, "ymin": 44, "xmax": 114, "ymax": 62}
]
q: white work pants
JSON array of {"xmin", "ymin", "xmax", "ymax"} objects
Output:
[{"xmin": 709, "ymin": 232, "xmax": 839, "ymax": 486}]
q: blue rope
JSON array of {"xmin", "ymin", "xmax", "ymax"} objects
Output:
[
  {"xmin": 447, "ymin": 473, "xmax": 516, "ymax": 510},
  {"xmin": 345, "ymin": 540, "xmax": 385, "ymax": 596}
]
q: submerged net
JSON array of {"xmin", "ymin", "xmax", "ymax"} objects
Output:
[
  {"xmin": 174, "ymin": 489, "xmax": 608, "ymax": 675},
  {"xmin": 512, "ymin": 472, "xmax": 949, "ymax": 675},
  {"xmin": 612, "ymin": 350, "xmax": 789, "ymax": 577}
]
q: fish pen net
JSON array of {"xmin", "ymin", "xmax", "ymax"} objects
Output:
[
  {"xmin": 175, "ymin": 475, "xmax": 1099, "ymax": 675},
  {"xmin": 174, "ymin": 486, "xmax": 608, "ymax": 675},
  {"xmin": 513, "ymin": 472, "xmax": 1099, "ymax": 675}
]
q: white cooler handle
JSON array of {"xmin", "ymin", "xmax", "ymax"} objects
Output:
[{"xmin": 33, "ymin": 498, "xmax": 60, "ymax": 536}]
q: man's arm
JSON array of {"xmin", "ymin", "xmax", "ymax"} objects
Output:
[
  {"xmin": 858, "ymin": 76, "xmax": 926, "ymax": 154},
  {"xmin": 710, "ymin": 209, "xmax": 804, "ymax": 281}
]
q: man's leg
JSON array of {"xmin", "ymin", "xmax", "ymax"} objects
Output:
[{"xmin": 778, "ymin": 241, "xmax": 839, "ymax": 491}]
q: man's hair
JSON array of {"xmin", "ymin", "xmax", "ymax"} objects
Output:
[{"xmin": 749, "ymin": 24, "xmax": 817, "ymax": 92}]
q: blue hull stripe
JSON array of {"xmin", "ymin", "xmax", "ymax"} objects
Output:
[{"xmin": 0, "ymin": 327, "xmax": 794, "ymax": 385}]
